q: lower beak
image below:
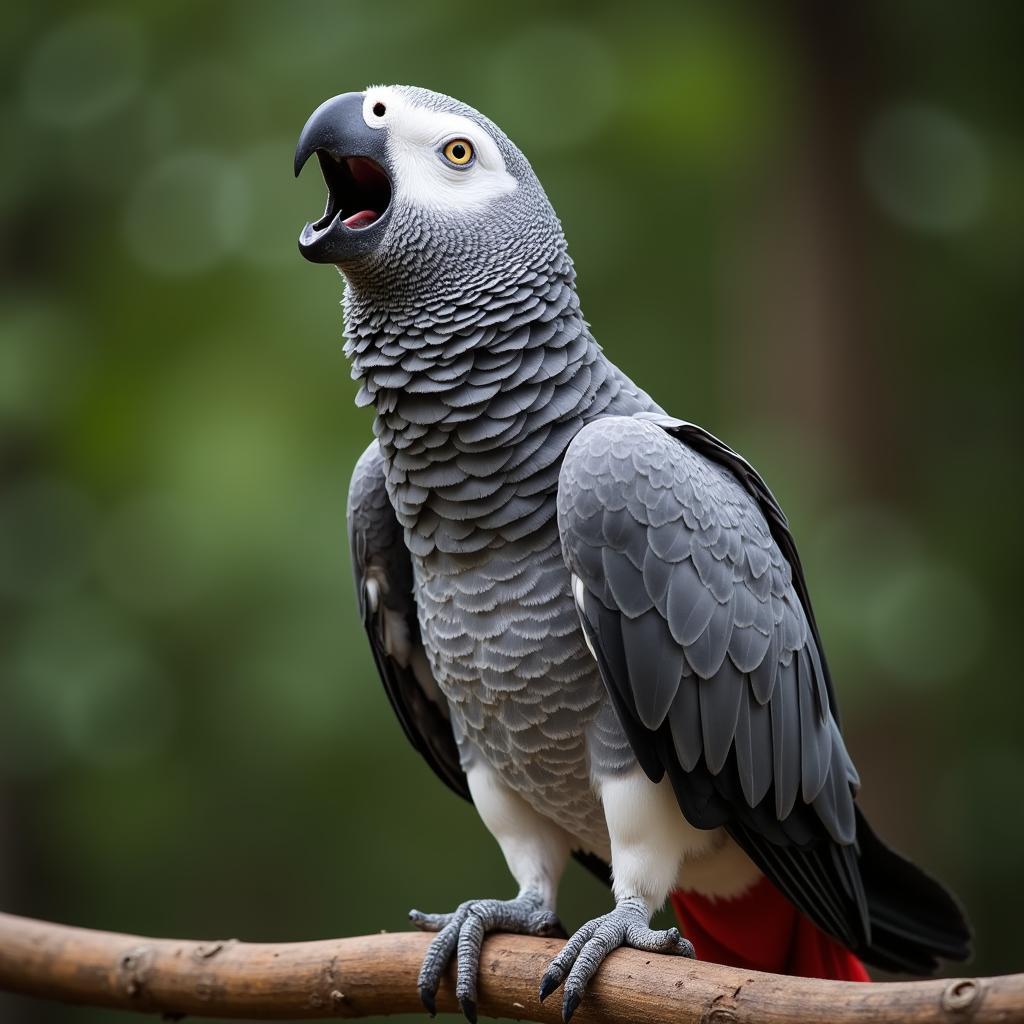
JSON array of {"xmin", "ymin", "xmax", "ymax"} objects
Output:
[{"xmin": 295, "ymin": 92, "xmax": 394, "ymax": 264}]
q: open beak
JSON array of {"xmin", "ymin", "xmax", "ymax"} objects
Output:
[{"xmin": 295, "ymin": 92, "xmax": 393, "ymax": 264}]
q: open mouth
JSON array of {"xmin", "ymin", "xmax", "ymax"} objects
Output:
[
  {"xmin": 295, "ymin": 92, "xmax": 395, "ymax": 263},
  {"xmin": 306, "ymin": 153, "xmax": 392, "ymax": 239}
]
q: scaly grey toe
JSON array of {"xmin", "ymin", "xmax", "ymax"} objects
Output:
[
  {"xmin": 411, "ymin": 890, "xmax": 563, "ymax": 1021},
  {"xmin": 540, "ymin": 897, "xmax": 695, "ymax": 1023}
]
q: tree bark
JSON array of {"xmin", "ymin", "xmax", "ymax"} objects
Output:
[{"xmin": 0, "ymin": 912, "xmax": 1018, "ymax": 1023}]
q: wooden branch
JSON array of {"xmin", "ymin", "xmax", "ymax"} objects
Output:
[{"xmin": 0, "ymin": 911, "xmax": 1020, "ymax": 1023}]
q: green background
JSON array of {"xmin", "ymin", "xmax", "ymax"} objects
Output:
[{"xmin": 1, "ymin": 2, "xmax": 1021, "ymax": 1021}]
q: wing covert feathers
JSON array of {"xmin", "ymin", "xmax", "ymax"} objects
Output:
[{"xmin": 558, "ymin": 415, "xmax": 971, "ymax": 968}]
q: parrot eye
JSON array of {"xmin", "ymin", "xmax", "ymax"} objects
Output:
[{"xmin": 442, "ymin": 139, "xmax": 474, "ymax": 167}]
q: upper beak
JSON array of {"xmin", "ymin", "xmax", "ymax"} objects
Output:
[{"xmin": 295, "ymin": 92, "xmax": 393, "ymax": 264}]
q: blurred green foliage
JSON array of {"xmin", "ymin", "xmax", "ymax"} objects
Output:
[{"xmin": 1, "ymin": 2, "xmax": 1021, "ymax": 1021}]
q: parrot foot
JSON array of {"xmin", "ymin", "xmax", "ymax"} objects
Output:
[
  {"xmin": 409, "ymin": 889, "xmax": 565, "ymax": 1022},
  {"xmin": 538, "ymin": 896, "xmax": 695, "ymax": 1023}
]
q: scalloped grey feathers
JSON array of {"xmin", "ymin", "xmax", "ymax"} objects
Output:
[
  {"xmin": 557, "ymin": 414, "xmax": 855, "ymax": 836},
  {"xmin": 348, "ymin": 443, "xmax": 469, "ymax": 801},
  {"xmin": 557, "ymin": 415, "xmax": 878, "ymax": 949},
  {"xmin": 341, "ymin": 85, "xmax": 970, "ymax": 976}
]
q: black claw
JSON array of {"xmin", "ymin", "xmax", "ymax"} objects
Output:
[
  {"xmin": 563, "ymin": 988, "xmax": 582, "ymax": 1024},
  {"xmin": 536, "ymin": 913, "xmax": 568, "ymax": 939},
  {"xmin": 419, "ymin": 987, "xmax": 437, "ymax": 1017},
  {"xmin": 460, "ymin": 997, "xmax": 478, "ymax": 1024},
  {"xmin": 539, "ymin": 967, "xmax": 562, "ymax": 1002}
]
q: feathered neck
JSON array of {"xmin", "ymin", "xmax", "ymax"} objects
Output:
[
  {"xmin": 342, "ymin": 245, "xmax": 590, "ymax": 413},
  {"xmin": 339, "ymin": 250, "xmax": 648, "ymax": 557}
]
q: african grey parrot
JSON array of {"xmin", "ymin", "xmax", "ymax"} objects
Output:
[{"xmin": 294, "ymin": 86, "xmax": 971, "ymax": 1021}]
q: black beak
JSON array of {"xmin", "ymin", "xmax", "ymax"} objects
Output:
[{"xmin": 295, "ymin": 92, "xmax": 394, "ymax": 265}]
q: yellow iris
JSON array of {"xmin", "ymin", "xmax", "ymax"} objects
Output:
[{"xmin": 443, "ymin": 139, "xmax": 474, "ymax": 166}]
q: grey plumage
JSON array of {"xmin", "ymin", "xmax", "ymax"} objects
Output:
[
  {"xmin": 348, "ymin": 443, "xmax": 467, "ymax": 802},
  {"xmin": 341, "ymin": 87, "xmax": 653, "ymax": 853},
  {"xmin": 300, "ymin": 83, "xmax": 970, "ymax": 1015},
  {"xmin": 558, "ymin": 413, "xmax": 870, "ymax": 946}
]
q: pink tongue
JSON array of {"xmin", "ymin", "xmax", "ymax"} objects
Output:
[{"xmin": 343, "ymin": 209, "xmax": 380, "ymax": 229}]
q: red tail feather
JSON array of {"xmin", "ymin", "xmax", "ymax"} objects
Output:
[{"xmin": 670, "ymin": 876, "xmax": 870, "ymax": 981}]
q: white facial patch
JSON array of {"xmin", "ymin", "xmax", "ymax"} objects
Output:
[{"xmin": 362, "ymin": 86, "xmax": 517, "ymax": 215}]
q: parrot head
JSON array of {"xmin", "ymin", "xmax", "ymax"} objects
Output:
[{"xmin": 295, "ymin": 86, "xmax": 565, "ymax": 301}]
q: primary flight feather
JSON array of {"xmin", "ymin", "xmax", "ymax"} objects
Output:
[{"xmin": 296, "ymin": 85, "xmax": 970, "ymax": 1022}]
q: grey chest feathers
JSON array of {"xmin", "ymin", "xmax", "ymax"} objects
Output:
[
  {"xmin": 346, "ymin": 269, "xmax": 653, "ymax": 847},
  {"xmin": 413, "ymin": 520, "xmax": 627, "ymax": 849}
]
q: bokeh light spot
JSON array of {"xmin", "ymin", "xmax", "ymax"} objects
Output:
[
  {"xmin": 123, "ymin": 152, "xmax": 249, "ymax": 276},
  {"xmin": 235, "ymin": 140, "xmax": 308, "ymax": 269},
  {"xmin": 865, "ymin": 563, "xmax": 989, "ymax": 685},
  {"xmin": 863, "ymin": 103, "xmax": 990, "ymax": 233},
  {"xmin": 0, "ymin": 301, "xmax": 81, "ymax": 424},
  {"xmin": 11, "ymin": 602, "xmax": 176, "ymax": 768},
  {"xmin": 0, "ymin": 478, "xmax": 94, "ymax": 603},
  {"xmin": 809, "ymin": 504, "xmax": 925, "ymax": 699},
  {"xmin": 219, "ymin": 607, "xmax": 368, "ymax": 756},
  {"xmin": 22, "ymin": 11, "xmax": 145, "ymax": 128},
  {"xmin": 145, "ymin": 63, "xmax": 259, "ymax": 152}
]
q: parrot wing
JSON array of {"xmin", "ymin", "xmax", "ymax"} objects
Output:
[
  {"xmin": 348, "ymin": 441, "xmax": 470, "ymax": 801},
  {"xmin": 557, "ymin": 413, "xmax": 871, "ymax": 952}
]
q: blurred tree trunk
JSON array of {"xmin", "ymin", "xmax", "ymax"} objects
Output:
[
  {"xmin": 719, "ymin": 1, "xmax": 931, "ymax": 862},
  {"xmin": 723, "ymin": 3, "xmax": 895, "ymax": 492}
]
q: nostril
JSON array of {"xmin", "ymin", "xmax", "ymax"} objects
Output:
[{"xmin": 372, "ymin": 101, "xmax": 386, "ymax": 117}]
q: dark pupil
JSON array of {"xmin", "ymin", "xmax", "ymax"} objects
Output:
[
  {"xmin": 372, "ymin": 102, "xmax": 386, "ymax": 116},
  {"xmin": 452, "ymin": 144, "xmax": 465, "ymax": 159}
]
